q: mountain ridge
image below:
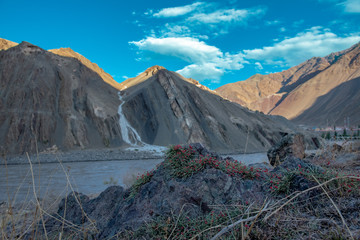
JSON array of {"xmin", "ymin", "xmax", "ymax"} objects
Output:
[
  {"xmin": 216, "ymin": 42, "xmax": 360, "ymax": 126},
  {"xmin": 0, "ymin": 41, "xmax": 123, "ymax": 154}
]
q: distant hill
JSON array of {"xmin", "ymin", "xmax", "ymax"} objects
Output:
[
  {"xmin": 216, "ymin": 42, "xmax": 360, "ymax": 127},
  {"xmin": 0, "ymin": 38, "xmax": 17, "ymax": 51}
]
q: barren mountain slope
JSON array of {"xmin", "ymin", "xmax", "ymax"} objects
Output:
[
  {"xmin": 292, "ymin": 77, "xmax": 360, "ymax": 126},
  {"xmin": 270, "ymin": 43, "xmax": 360, "ymax": 120},
  {"xmin": 216, "ymin": 42, "xmax": 360, "ymax": 126},
  {"xmin": 120, "ymin": 66, "xmax": 305, "ymax": 153},
  {"xmin": 0, "ymin": 42, "xmax": 123, "ymax": 154},
  {"xmin": 216, "ymin": 57, "xmax": 330, "ymax": 113},
  {"xmin": 49, "ymin": 48, "xmax": 122, "ymax": 90}
]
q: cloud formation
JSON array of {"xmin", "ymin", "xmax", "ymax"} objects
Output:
[
  {"xmin": 243, "ymin": 26, "xmax": 360, "ymax": 66},
  {"xmin": 187, "ymin": 7, "xmax": 265, "ymax": 24},
  {"xmin": 130, "ymin": 37, "xmax": 246, "ymax": 81},
  {"xmin": 153, "ymin": 2, "xmax": 204, "ymax": 18},
  {"xmin": 340, "ymin": 0, "xmax": 360, "ymax": 13}
]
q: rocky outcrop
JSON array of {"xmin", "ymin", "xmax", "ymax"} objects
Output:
[
  {"xmin": 44, "ymin": 145, "xmax": 269, "ymax": 238},
  {"xmin": 0, "ymin": 41, "xmax": 123, "ymax": 154},
  {"xmin": 267, "ymin": 133, "xmax": 306, "ymax": 166}
]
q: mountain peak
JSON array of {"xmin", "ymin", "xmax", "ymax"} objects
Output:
[{"xmin": 144, "ymin": 65, "xmax": 166, "ymax": 76}]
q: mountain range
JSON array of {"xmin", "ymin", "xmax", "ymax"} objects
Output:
[
  {"xmin": 0, "ymin": 39, "xmax": 304, "ymax": 155},
  {"xmin": 216, "ymin": 42, "xmax": 360, "ymax": 127}
]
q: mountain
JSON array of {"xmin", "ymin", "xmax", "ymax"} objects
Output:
[
  {"xmin": 216, "ymin": 42, "xmax": 360, "ymax": 126},
  {"xmin": 0, "ymin": 41, "xmax": 123, "ymax": 155},
  {"xmin": 49, "ymin": 48, "xmax": 123, "ymax": 90},
  {"xmin": 119, "ymin": 66, "xmax": 306, "ymax": 153},
  {"xmin": 0, "ymin": 40, "xmax": 312, "ymax": 155}
]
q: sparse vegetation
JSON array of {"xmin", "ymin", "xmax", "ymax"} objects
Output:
[{"xmin": 165, "ymin": 145, "xmax": 261, "ymax": 179}]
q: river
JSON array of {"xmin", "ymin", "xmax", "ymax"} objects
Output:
[{"xmin": 0, "ymin": 153, "xmax": 268, "ymax": 203}]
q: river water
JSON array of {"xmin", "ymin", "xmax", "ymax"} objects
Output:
[{"xmin": 0, "ymin": 153, "xmax": 267, "ymax": 203}]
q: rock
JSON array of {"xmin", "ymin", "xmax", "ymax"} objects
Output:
[
  {"xmin": 331, "ymin": 143, "xmax": 343, "ymax": 153},
  {"xmin": 45, "ymin": 186, "xmax": 125, "ymax": 234},
  {"xmin": 272, "ymin": 156, "xmax": 324, "ymax": 174},
  {"xmin": 267, "ymin": 133, "xmax": 305, "ymax": 166},
  {"xmin": 44, "ymin": 146, "xmax": 270, "ymax": 238}
]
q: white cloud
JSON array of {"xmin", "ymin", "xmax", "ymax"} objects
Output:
[
  {"xmin": 153, "ymin": 2, "xmax": 204, "ymax": 18},
  {"xmin": 319, "ymin": 0, "xmax": 360, "ymax": 13},
  {"xmin": 130, "ymin": 37, "xmax": 246, "ymax": 82},
  {"xmin": 157, "ymin": 24, "xmax": 209, "ymax": 40},
  {"xmin": 187, "ymin": 7, "xmax": 265, "ymax": 24},
  {"xmin": 177, "ymin": 63, "xmax": 225, "ymax": 81},
  {"xmin": 243, "ymin": 26, "xmax": 360, "ymax": 66},
  {"xmin": 254, "ymin": 62, "xmax": 263, "ymax": 70},
  {"xmin": 265, "ymin": 20, "xmax": 281, "ymax": 26},
  {"xmin": 340, "ymin": 0, "xmax": 360, "ymax": 13},
  {"xmin": 130, "ymin": 37, "xmax": 221, "ymax": 63},
  {"xmin": 279, "ymin": 27, "xmax": 286, "ymax": 32}
]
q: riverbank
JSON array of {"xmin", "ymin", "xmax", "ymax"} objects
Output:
[{"xmin": 1, "ymin": 145, "xmax": 271, "ymax": 166}]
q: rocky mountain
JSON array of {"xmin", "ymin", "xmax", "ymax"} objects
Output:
[
  {"xmin": 0, "ymin": 40, "xmax": 313, "ymax": 155},
  {"xmin": 0, "ymin": 41, "xmax": 123, "ymax": 155},
  {"xmin": 119, "ymin": 65, "xmax": 308, "ymax": 153},
  {"xmin": 216, "ymin": 42, "xmax": 360, "ymax": 126},
  {"xmin": 49, "ymin": 48, "xmax": 123, "ymax": 90}
]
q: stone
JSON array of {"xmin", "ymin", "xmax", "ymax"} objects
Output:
[{"xmin": 267, "ymin": 133, "xmax": 305, "ymax": 166}]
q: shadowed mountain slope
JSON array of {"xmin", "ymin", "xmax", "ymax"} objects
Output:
[
  {"xmin": 120, "ymin": 67, "xmax": 306, "ymax": 153},
  {"xmin": 0, "ymin": 41, "xmax": 123, "ymax": 154},
  {"xmin": 292, "ymin": 77, "xmax": 360, "ymax": 126}
]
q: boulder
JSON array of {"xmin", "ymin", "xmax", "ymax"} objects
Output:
[
  {"xmin": 267, "ymin": 133, "xmax": 305, "ymax": 166},
  {"xmin": 44, "ymin": 146, "xmax": 269, "ymax": 239}
]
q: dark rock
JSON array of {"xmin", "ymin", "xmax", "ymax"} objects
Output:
[
  {"xmin": 332, "ymin": 143, "xmax": 343, "ymax": 153},
  {"xmin": 272, "ymin": 156, "xmax": 324, "ymax": 174},
  {"xmin": 267, "ymin": 133, "xmax": 305, "ymax": 166},
  {"xmin": 56, "ymin": 192, "xmax": 90, "ymax": 225},
  {"xmin": 45, "ymin": 146, "xmax": 271, "ymax": 239},
  {"xmin": 45, "ymin": 186, "xmax": 125, "ymax": 234}
]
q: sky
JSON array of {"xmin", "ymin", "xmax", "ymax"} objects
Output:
[{"xmin": 1, "ymin": 0, "xmax": 360, "ymax": 89}]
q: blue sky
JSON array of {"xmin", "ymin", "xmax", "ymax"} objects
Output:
[{"xmin": 1, "ymin": 0, "xmax": 360, "ymax": 89}]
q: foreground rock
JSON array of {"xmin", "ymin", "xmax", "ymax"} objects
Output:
[
  {"xmin": 36, "ymin": 144, "xmax": 360, "ymax": 239},
  {"xmin": 267, "ymin": 133, "xmax": 306, "ymax": 166}
]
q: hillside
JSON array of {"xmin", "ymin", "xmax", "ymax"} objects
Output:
[
  {"xmin": 119, "ymin": 66, "xmax": 306, "ymax": 152},
  {"xmin": 0, "ymin": 40, "xmax": 314, "ymax": 155},
  {"xmin": 49, "ymin": 48, "xmax": 123, "ymax": 90},
  {"xmin": 0, "ymin": 41, "xmax": 123, "ymax": 154},
  {"xmin": 216, "ymin": 43, "xmax": 360, "ymax": 126}
]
